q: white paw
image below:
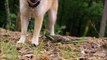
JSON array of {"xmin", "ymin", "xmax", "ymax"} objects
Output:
[
  {"xmin": 31, "ymin": 38, "xmax": 39, "ymax": 46},
  {"xmin": 50, "ymin": 32, "xmax": 55, "ymax": 36},
  {"xmin": 17, "ymin": 35, "xmax": 26, "ymax": 43}
]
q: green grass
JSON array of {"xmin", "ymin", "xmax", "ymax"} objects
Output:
[
  {"xmin": 60, "ymin": 45, "xmax": 79, "ymax": 59},
  {"xmin": 0, "ymin": 36, "xmax": 46, "ymax": 60},
  {"xmin": 0, "ymin": 36, "xmax": 80, "ymax": 60},
  {"xmin": 0, "ymin": 37, "xmax": 19, "ymax": 60},
  {"xmin": 34, "ymin": 40, "xmax": 46, "ymax": 55}
]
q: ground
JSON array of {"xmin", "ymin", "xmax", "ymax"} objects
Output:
[{"xmin": 0, "ymin": 28, "xmax": 107, "ymax": 60}]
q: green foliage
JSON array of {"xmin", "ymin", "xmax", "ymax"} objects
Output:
[
  {"xmin": 58, "ymin": 0, "xmax": 103, "ymax": 36},
  {"xmin": 56, "ymin": 25, "xmax": 66, "ymax": 35}
]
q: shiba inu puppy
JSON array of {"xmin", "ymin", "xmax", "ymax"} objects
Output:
[{"xmin": 17, "ymin": 0, "xmax": 58, "ymax": 46}]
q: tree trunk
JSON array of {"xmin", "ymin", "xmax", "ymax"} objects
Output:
[
  {"xmin": 5, "ymin": 0, "xmax": 11, "ymax": 29},
  {"xmin": 99, "ymin": 0, "xmax": 107, "ymax": 37}
]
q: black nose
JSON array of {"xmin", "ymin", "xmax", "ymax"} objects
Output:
[
  {"xmin": 28, "ymin": 0, "xmax": 40, "ymax": 8},
  {"xmin": 30, "ymin": 0, "xmax": 37, "ymax": 3}
]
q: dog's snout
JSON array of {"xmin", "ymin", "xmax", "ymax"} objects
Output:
[{"xmin": 30, "ymin": 0, "xmax": 37, "ymax": 3}]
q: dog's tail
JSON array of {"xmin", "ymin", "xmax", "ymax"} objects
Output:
[{"xmin": 27, "ymin": 0, "xmax": 40, "ymax": 8}]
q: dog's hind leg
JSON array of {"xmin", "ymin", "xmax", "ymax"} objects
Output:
[
  {"xmin": 47, "ymin": 1, "xmax": 58, "ymax": 35},
  {"xmin": 17, "ymin": 16, "xmax": 29, "ymax": 43},
  {"xmin": 32, "ymin": 16, "xmax": 43, "ymax": 45}
]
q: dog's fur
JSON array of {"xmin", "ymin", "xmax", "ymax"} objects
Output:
[{"xmin": 17, "ymin": 0, "xmax": 58, "ymax": 45}]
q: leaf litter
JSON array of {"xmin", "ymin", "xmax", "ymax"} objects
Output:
[{"xmin": 0, "ymin": 28, "xmax": 107, "ymax": 60}]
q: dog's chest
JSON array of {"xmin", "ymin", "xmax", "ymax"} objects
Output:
[
  {"xmin": 30, "ymin": 0, "xmax": 52, "ymax": 15},
  {"xmin": 20, "ymin": 0, "xmax": 53, "ymax": 17}
]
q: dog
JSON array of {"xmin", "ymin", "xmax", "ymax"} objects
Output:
[{"xmin": 17, "ymin": 0, "xmax": 58, "ymax": 46}]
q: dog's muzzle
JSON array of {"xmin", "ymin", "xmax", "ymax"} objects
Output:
[{"xmin": 27, "ymin": 0, "xmax": 40, "ymax": 8}]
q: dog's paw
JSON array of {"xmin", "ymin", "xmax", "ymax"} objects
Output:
[
  {"xmin": 50, "ymin": 32, "xmax": 55, "ymax": 36},
  {"xmin": 31, "ymin": 38, "xmax": 39, "ymax": 46},
  {"xmin": 17, "ymin": 35, "xmax": 26, "ymax": 43}
]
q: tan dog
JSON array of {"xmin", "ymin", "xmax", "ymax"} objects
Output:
[{"xmin": 17, "ymin": 0, "xmax": 58, "ymax": 45}]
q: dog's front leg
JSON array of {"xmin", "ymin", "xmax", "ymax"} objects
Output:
[
  {"xmin": 32, "ymin": 16, "xmax": 43, "ymax": 46},
  {"xmin": 17, "ymin": 16, "xmax": 29, "ymax": 43}
]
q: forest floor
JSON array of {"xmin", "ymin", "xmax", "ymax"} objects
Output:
[{"xmin": 0, "ymin": 28, "xmax": 107, "ymax": 60}]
